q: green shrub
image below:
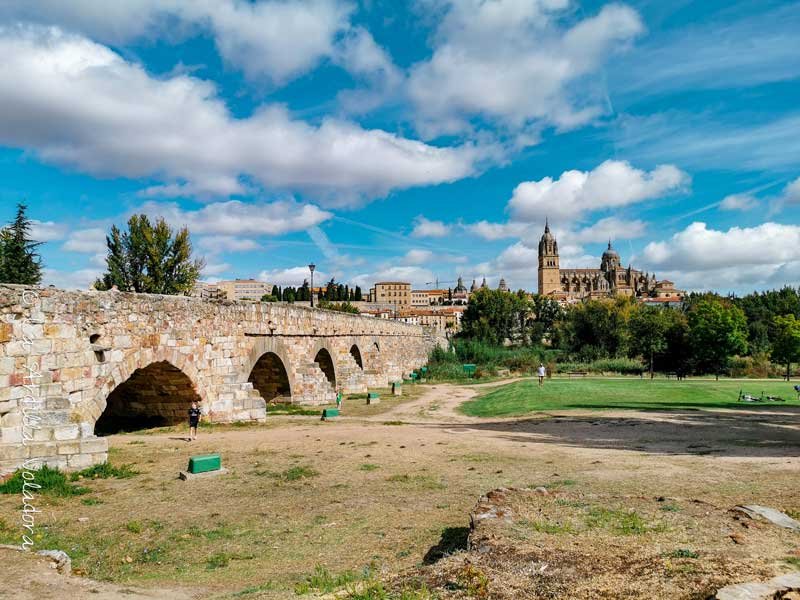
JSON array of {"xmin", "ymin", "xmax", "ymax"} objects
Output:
[
  {"xmin": 0, "ymin": 465, "xmax": 89, "ymax": 497},
  {"xmin": 70, "ymin": 462, "xmax": 139, "ymax": 481}
]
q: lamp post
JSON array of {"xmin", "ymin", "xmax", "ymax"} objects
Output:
[{"xmin": 309, "ymin": 263, "xmax": 316, "ymax": 307}]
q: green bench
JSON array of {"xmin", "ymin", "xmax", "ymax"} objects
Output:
[
  {"xmin": 367, "ymin": 391, "xmax": 380, "ymax": 405},
  {"xmin": 463, "ymin": 364, "xmax": 477, "ymax": 377}
]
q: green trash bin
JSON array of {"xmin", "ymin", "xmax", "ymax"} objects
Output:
[{"xmin": 463, "ymin": 364, "xmax": 477, "ymax": 377}]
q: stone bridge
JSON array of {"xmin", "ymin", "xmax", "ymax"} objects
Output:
[{"xmin": 0, "ymin": 285, "xmax": 445, "ymax": 473}]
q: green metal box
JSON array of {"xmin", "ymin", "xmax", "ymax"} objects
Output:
[
  {"xmin": 322, "ymin": 408, "xmax": 339, "ymax": 419},
  {"xmin": 188, "ymin": 454, "xmax": 221, "ymax": 474},
  {"xmin": 463, "ymin": 364, "xmax": 477, "ymax": 377}
]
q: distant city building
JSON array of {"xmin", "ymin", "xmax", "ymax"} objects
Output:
[
  {"xmin": 215, "ymin": 278, "xmax": 275, "ymax": 301},
  {"xmin": 452, "ymin": 276, "xmax": 469, "ymax": 305},
  {"xmin": 498, "ymin": 277, "xmax": 509, "ymax": 292},
  {"xmin": 537, "ymin": 222, "xmax": 684, "ymax": 301},
  {"xmin": 369, "ymin": 281, "xmax": 412, "ymax": 309}
]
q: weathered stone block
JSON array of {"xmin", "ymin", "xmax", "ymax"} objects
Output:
[
  {"xmin": 53, "ymin": 425, "xmax": 80, "ymax": 441},
  {"xmin": 79, "ymin": 438, "xmax": 108, "ymax": 454},
  {"xmin": 57, "ymin": 442, "xmax": 81, "ymax": 455}
]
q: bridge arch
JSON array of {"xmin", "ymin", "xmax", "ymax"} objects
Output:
[
  {"xmin": 349, "ymin": 343, "xmax": 363, "ymax": 369},
  {"xmin": 314, "ymin": 347, "xmax": 336, "ymax": 387},
  {"xmin": 94, "ymin": 358, "xmax": 202, "ymax": 435},
  {"xmin": 245, "ymin": 337, "xmax": 297, "ymax": 403}
]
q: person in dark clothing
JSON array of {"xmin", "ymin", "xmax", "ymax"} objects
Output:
[{"xmin": 188, "ymin": 401, "xmax": 201, "ymax": 441}]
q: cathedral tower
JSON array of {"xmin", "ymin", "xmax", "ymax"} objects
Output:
[{"xmin": 538, "ymin": 220, "xmax": 560, "ymax": 295}]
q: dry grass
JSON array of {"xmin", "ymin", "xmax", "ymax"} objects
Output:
[{"xmin": 1, "ymin": 381, "xmax": 799, "ymax": 599}]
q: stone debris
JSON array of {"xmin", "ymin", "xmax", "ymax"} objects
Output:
[
  {"xmin": 713, "ymin": 573, "xmax": 800, "ymax": 600},
  {"xmin": 733, "ymin": 505, "xmax": 800, "ymax": 532},
  {"xmin": 36, "ymin": 549, "xmax": 72, "ymax": 575}
]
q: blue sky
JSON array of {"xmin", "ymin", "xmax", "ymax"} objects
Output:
[{"xmin": 0, "ymin": 0, "xmax": 798, "ymax": 293}]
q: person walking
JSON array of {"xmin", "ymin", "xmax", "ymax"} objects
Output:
[
  {"xmin": 537, "ymin": 363, "xmax": 546, "ymax": 388},
  {"xmin": 188, "ymin": 401, "xmax": 201, "ymax": 441}
]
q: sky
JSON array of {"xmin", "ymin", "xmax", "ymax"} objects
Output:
[{"xmin": 0, "ymin": 0, "xmax": 798, "ymax": 294}]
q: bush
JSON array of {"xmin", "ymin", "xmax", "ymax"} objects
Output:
[
  {"xmin": 0, "ymin": 465, "xmax": 89, "ymax": 497},
  {"xmin": 553, "ymin": 358, "xmax": 644, "ymax": 375},
  {"xmin": 70, "ymin": 462, "xmax": 139, "ymax": 481},
  {"xmin": 728, "ymin": 353, "xmax": 785, "ymax": 378}
]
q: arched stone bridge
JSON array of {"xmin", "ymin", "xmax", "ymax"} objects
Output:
[{"xmin": 0, "ymin": 285, "xmax": 445, "ymax": 472}]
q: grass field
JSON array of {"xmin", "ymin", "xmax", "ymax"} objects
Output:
[{"xmin": 460, "ymin": 378, "xmax": 800, "ymax": 417}]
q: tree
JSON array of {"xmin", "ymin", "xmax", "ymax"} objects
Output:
[
  {"xmin": 261, "ymin": 294, "xmax": 278, "ymax": 302},
  {"xmin": 531, "ymin": 294, "xmax": 563, "ymax": 343},
  {"xmin": 95, "ymin": 214, "xmax": 204, "ymax": 294},
  {"xmin": 556, "ymin": 297, "xmax": 633, "ymax": 360},
  {"xmin": 0, "ymin": 203, "xmax": 43, "ymax": 285},
  {"xmin": 318, "ymin": 300, "xmax": 360, "ymax": 314},
  {"xmin": 687, "ymin": 297, "xmax": 748, "ymax": 379},
  {"xmin": 772, "ymin": 314, "xmax": 800, "ymax": 380},
  {"xmin": 627, "ymin": 305, "xmax": 670, "ymax": 378},
  {"xmin": 354, "ymin": 285, "xmax": 363, "ymax": 301},
  {"xmin": 460, "ymin": 288, "xmax": 529, "ymax": 345}
]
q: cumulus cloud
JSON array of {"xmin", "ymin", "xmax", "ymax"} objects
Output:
[
  {"xmin": 410, "ymin": 216, "xmax": 452, "ymax": 238},
  {"xmin": 258, "ymin": 266, "xmax": 325, "ymax": 287},
  {"xmin": 350, "ymin": 265, "xmax": 435, "ymax": 289},
  {"xmin": 719, "ymin": 193, "xmax": 758, "ymax": 211},
  {"xmin": 783, "ymin": 177, "xmax": 800, "ymax": 204},
  {"xmin": 573, "ymin": 217, "xmax": 647, "ymax": 243},
  {"xmin": 402, "ymin": 249, "xmax": 434, "ymax": 265},
  {"xmin": 408, "ymin": 0, "xmax": 643, "ymax": 138},
  {"xmin": 196, "ymin": 235, "xmax": 260, "ymax": 253},
  {"xmin": 30, "ymin": 220, "xmax": 69, "ymax": 242},
  {"xmin": 0, "ymin": 26, "xmax": 481, "ymax": 205},
  {"xmin": 43, "ymin": 267, "xmax": 102, "ymax": 290},
  {"xmin": 638, "ymin": 221, "xmax": 800, "ymax": 291},
  {"xmin": 62, "ymin": 227, "xmax": 107, "ymax": 254},
  {"xmin": 508, "ymin": 160, "xmax": 689, "ymax": 222},
  {"xmin": 138, "ymin": 200, "xmax": 331, "ymax": 236},
  {"xmin": 0, "ymin": 0, "xmax": 354, "ymax": 83},
  {"xmin": 464, "ymin": 220, "xmax": 529, "ymax": 241}
]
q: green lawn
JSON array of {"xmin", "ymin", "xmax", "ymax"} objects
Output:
[{"xmin": 460, "ymin": 378, "xmax": 800, "ymax": 417}]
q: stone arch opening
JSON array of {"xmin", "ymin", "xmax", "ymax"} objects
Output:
[
  {"xmin": 349, "ymin": 344, "xmax": 363, "ymax": 369},
  {"xmin": 95, "ymin": 361, "xmax": 200, "ymax": 436},
  {"xmin": 248, "ymin": 352, "xmax": 292, "ymax": 404},
  {"xmin": 314, "ymin": 348, "xmax": 336, "ymax": 387}
]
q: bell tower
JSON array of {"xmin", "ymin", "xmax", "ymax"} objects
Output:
[{"xmin": 537, "ymin": 220, "xmax": 560, "ymax": 295}]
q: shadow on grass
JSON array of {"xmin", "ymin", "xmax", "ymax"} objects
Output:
[{"xmin": 423, "ymin": 526, "xmax": 470, "ymax": 564}]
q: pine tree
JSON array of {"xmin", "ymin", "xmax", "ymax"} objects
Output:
[
  {"xmin": 354, "ymin": 286, "xmax": 362, "ymax": 301},
  {"xmin": 94, "ymin": 214, "xmax": 204, "ymax": 294},
  {"xmin": 0, "ymin": 203, "xmax": 43, "ymax": 285}
]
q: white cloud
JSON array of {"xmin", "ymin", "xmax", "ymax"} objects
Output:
[
  {"xmin": 30, "ymin": 220, "xmax": 68, "ymax": 242},
  {"xmin": 408, "ymin": 1, "xmax": 643, "ymax": 138},
  {"xmin": 0, "ymin": 26, "xmax": 480, "ymax": 205},
  {"xmin": 138, "ymin": 200, "xmax": 331, "ymax": 236},
  {"xmin": 508, "ymin": 160, "xmax": 689, "ymax": 222},
  {"xmin": 258, "ymin": 266, "xmax": 323, "ymax": 287},
  {"xmin": 402, "ymin": 249, "xmax": 434, "ymax": 265},
  {"xmin": 42, "ymin": 267, "xmax": 102, "ymax": 290},
  {"xmin": 62, "ymin": 227, "xmax": 107, "ymax": 254},
  {"xmin": 464, "ymin": 220, "xmax": 529, "ymax": 241},
  {"xmin": 350, "ymin": 265, "xmax": 435, "ymax": 289},
  {"xmin": 202, "ymin": 262, "xmax": 232, "ymax": 277},
  {"xmin": 0, "ymin": 0, "xmax": 354, "ymax": 84},
  {"xmin": 197, "ymin": 235, "xmax": 260, "ymax": 253},
  {"xmin": 638, "ymin": 222, "xmax": 800, "ymax": 291},
  {"xmin": 410, "ymin": 216, "xmax": 451, "ymax": 238},
  {"xmin": 719, "ymin": 193, "xmax": 758, "ymax": 211},
  {"xmin": 784, "ymin": 177, "xmax": 800, "ymax": 204},
  {"xmin": 573, "ymin": 217, "xmax": 647, "ymax": 243}
]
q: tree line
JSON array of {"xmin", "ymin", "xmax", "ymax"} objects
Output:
[
  {"xmin": 264, "ymin": 278, "xmax": 363, "ymax": 303},
  {"xmin": 461, "ymin": 287, "xmax": 800, "ymax": 380}
]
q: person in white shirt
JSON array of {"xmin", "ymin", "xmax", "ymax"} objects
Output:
[{"xmin": 537, "ymin": 363, "xmax": 546, "ymax": 387}]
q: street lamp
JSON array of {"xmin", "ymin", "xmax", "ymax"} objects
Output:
[{"xmin": 308, "ymin": 263, "xmax": 316, "ymax": 307}]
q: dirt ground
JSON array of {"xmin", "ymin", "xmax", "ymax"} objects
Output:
[{"xmin": 1, "ymin": 379, "xmax": 799, "ymax": 599}]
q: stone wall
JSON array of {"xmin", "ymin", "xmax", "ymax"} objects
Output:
[{"xmin": 0, "ymin": 285, "xmax": 445, "ymax": 473}]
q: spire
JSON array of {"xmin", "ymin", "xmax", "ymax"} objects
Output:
[
  {"xmin": 608, "ymin": 238, "xmax": 612, "ymax": 250},
  {"xmin": 544, "ymin": 217, "xmax": 550, "ymax": 233}
]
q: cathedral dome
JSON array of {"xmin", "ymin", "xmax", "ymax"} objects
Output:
[{"xmin": 602, "ymin": 240, "xmax": 620, "ymax": 261}]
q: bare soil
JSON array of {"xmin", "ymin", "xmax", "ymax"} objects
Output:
[{"xmin": 1, "ymin": 379, "xmax": 798, "ymax": 599}]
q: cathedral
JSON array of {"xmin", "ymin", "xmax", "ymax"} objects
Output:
[{"xmin": 537, "ymin": 222, "xmax": 683, "ymax": 301}]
